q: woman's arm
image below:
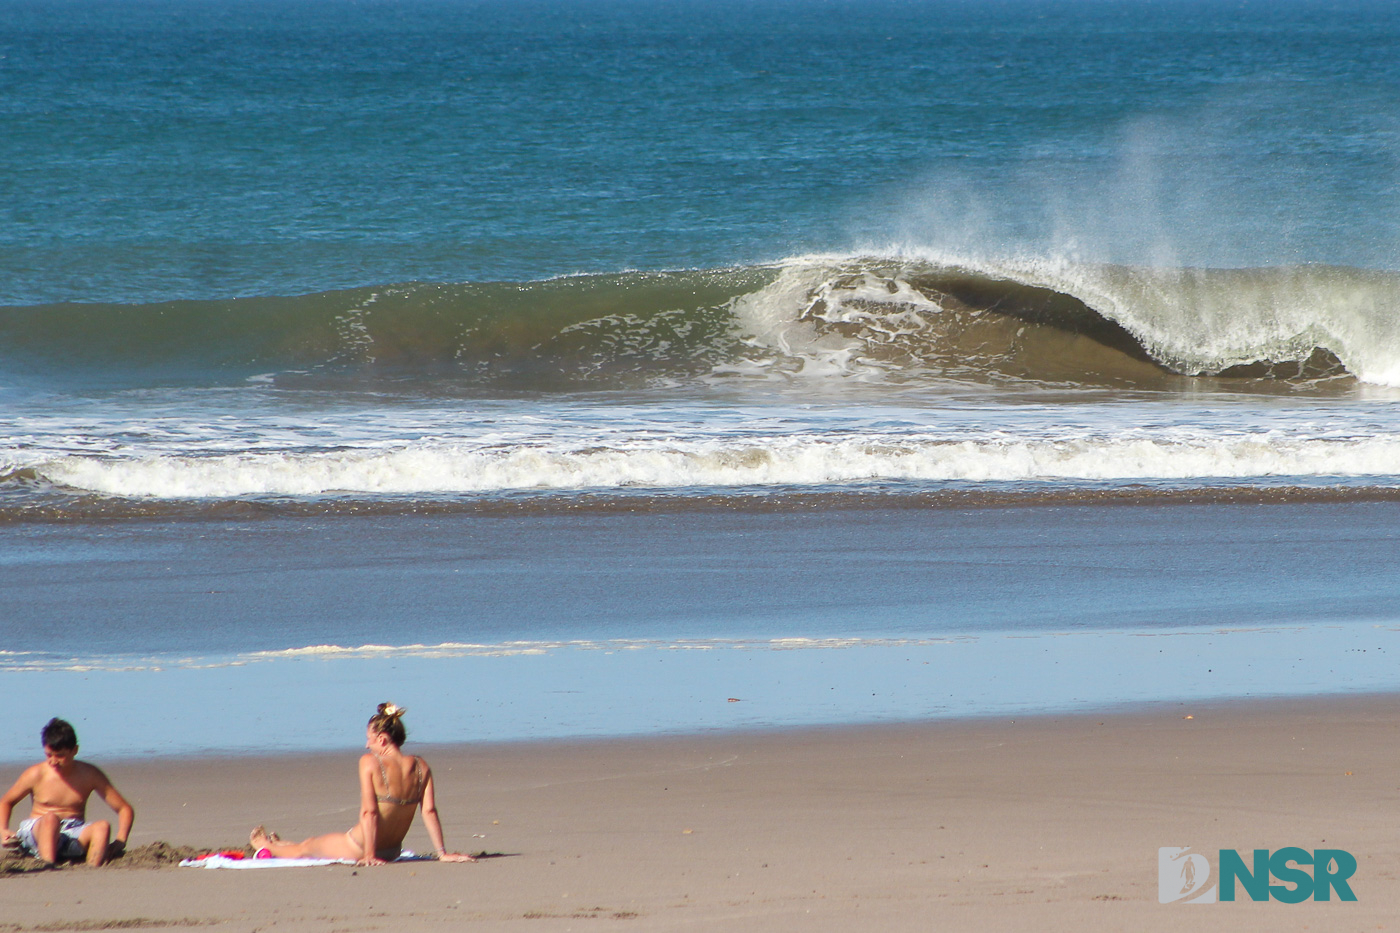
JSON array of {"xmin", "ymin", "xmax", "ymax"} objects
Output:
[
  {"xmin": 419, "ymin": 765, "xmax": 475, "ymax": 862},
  {"xmin": 356, "ymin": 755, "xmax": 384, "ymax": 866}
]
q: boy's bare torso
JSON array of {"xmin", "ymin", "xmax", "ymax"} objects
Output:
[{"xmin": 18, "ymin": 760, "xmax": 108, "ymax": 821}]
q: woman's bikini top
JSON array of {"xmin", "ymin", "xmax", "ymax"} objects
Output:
[{"xmin": 374, "ymin": 753, "xmax": 425, "ymax": 807}]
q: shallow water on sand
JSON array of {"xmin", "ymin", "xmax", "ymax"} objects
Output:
[{"xmin": 5, "ymin": 502, "xmax": 1400, "ymax": 758}]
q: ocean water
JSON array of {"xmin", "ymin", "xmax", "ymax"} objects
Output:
[{"xmin": 4, "ymin": 0, "xmax": 1400, "ymax": 757}]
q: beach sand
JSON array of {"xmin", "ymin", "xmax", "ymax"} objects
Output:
[{"xmin": 2, "ymin": 694, "xmax": 1396, "ymax": 932}]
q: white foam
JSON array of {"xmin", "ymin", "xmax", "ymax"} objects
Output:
[
  {"xmin": 244, "ymin": 641, "xmax": 553, "ymax": 659},
  {"xmin": 27, "ymin": 429, "xmax": 1400, "ymax": 498},
  {"xmin": 0, "ymin": 636, "xmax": 975, "ymax": 673}
]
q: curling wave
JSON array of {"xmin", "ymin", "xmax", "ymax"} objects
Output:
[{"xmin": 3, "ymin": 254, "xmax": 1398, "ymax": 391}]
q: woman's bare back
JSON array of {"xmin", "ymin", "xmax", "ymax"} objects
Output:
[{"xmin": 365, "ymin": 751, "xmax": 425, "ymax": 850}]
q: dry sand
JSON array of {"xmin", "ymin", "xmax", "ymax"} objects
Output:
[{"xmin": 2, "ymin": 694, "xmax": 1397, "ymax": 932}]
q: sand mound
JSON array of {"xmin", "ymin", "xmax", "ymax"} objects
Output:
[{"xmin": 2, "ymin": 842, "xmax": 236, "ymax": 874}]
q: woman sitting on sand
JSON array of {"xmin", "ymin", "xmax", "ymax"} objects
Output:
[{"xmin": 250, "ymin": 703, "xmax": 475, "ymax": 866}]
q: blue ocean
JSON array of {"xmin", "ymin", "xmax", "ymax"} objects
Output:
[{"xmin": 4, "ymin": 0, "xmax": 1400, "ymax": 758}]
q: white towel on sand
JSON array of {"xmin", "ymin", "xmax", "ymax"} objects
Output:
[{"xmin": 180, "ymin": 851, "xmax": 428, "ymax": 869}]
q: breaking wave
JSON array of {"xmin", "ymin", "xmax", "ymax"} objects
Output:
[{"xmin": 3, "ymin": 253, "xmax": 1398, "ymax": 391}]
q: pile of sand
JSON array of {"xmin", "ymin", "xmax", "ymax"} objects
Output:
[{"xmin": 1, "ymin": 842, "xmax": 229, "ymax": 874}]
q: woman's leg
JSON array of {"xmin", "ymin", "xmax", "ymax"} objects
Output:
[{"xmin": 251, "ymin": 826, "xmax": 363, "ymax": 860}]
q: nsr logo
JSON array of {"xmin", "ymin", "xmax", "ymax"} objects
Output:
[{"xmin": 1159, "ymin": 847, "xmax": 1357, "ymax": 904}]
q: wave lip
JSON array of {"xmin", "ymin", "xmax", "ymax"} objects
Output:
[
  {"xmin": 993, "ymin": 258, "xmax": 1397, "ymax": 384},
  {"xmin": 2, "ymin": 255, "xmax": 1396, "ymax": 392}
]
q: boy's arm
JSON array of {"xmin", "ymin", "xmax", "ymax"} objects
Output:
[
  {"xmin": 92, "ymin": 769, "xmax": 135, "ymax": 850},
  {"xmin": 0, "ymin": 766, "xmax": 39, "ymax": 845}
]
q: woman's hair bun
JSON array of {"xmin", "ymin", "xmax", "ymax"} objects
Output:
[{"xmin": 378, "ymin": 702, "xmax": 406, "ymax": 719}]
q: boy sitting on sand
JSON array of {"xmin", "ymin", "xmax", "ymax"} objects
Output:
[{"xmin": 0, "ymin": 718, "xmax": 134, "ymax": 867}]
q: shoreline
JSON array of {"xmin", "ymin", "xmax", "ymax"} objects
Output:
[
  {"xmin": 3, "ymin": 692, "xmax": 1396, "ymax": 931},
  {"xmin": 8, "ymin": 480, "xmax": 1400, "ymax": 524},
  {"xmin": 72, "ymin": 687, "xmax": 1400, "ymax": 768}
]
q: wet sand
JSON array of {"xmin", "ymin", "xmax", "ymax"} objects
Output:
[{"xmin": 3, "ymin": 694, "xmax": 1397, "ymax": 932}]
